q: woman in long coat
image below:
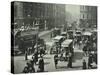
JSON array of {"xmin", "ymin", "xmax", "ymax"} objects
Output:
[
  {"xmin": 38, "ymin": 56, "xmax": 44, "ymax": 72},
  {"xmin": 82, "ymin": 59, "xmax": 87, "ymax": 69}
]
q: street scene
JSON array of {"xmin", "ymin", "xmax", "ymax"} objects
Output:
[{"xmin": 11, "ymin": 2, "xmax": 97, "ymax": 74}]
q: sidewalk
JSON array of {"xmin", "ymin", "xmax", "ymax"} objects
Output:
[{"xmin": 14, "ymin": 52, "xmax": 88, "ymax": 74}]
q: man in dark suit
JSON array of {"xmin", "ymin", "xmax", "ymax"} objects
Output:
[
  {"xmin": 67, "ymin": 52, "xmax": 72, "ymax": 68},
  {"xmin": 54, "ymin": 54, "xmax": 58, "ymax": 69}
]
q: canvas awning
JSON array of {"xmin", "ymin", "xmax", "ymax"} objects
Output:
[
  {"xmin": 82, "ymin": 32, "xmax": 92, "ymax": 36},
  {"xmin": 62, "ymin": 39, "xmax": 73, "ymax": 47},
  {"xmin": 53, "ymin": 36, "xmax": 64, "ymax": 42}
]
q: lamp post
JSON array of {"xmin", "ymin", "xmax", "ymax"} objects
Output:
[
  {"xmin": 36, "ymin": 27, "xmax": 39, "ymax": 51},
  {"xmin": 35, "ymin": 19, "xmax": 40, "ymax": 51}
]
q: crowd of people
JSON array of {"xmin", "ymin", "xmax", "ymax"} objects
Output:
[
  {"xmin": 23, "ymin": 55, "xmax": 45, "ymax": 73},
  {"xmin": 22, "ymin": 40, "xmax": 47, "ymax": 73},
  {"xmin": 54, "ymin": 51, "xmax": 73, "ymax": 69},
  {"xmin": 52, "ymin": 30, "xmax": 97, "ymax": 70},
  {"xmin": 24, "ymin": 44, "xmax": 46, "ymax": 61},
  {"xmin": 73, "ymin": 31, "xmax": 97, "ymax": 69}
]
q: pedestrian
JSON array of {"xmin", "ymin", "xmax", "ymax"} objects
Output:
[
  {"xmin": 34, "ymin": 49, "xmax": 38, "ymax": 64},
  {"xmin": 22, "ymin": 62, "xmax": 30, "ymax": 73},
  {"xmin": 60, "ymin": 52, "xmax": 63, "ymax": 61},
  {"xmin": 27, "ymin": 61, "xmax": 32, "ymax": 68},
  {"xmin": 27, "ymin": 61, "xmax": 35, "ymax": 73},
  {"xmin": 29, "ymin": 55, "xmax": 35, "ymax": 71},
  {"xmin": 65, "ymin": 50, "xmax": 69, "ymax": 61},
  {"xmin": 79, "ymin": 40, "xmax": 82, "ymax": 49},
  {"xmin": 40, "ymin": 47, "xmax": 44, "ymax": 57},
  {"xmin": 37, "ymin": 67, "xmax": 41, "ymax": 72},
  {"xmin": 83, "ymin": 45, "xmax": 87, "ymax": 56},
  {"xmin": 38, "ymin": 56, "xmax": 44, "ymax": 72},
  {"xmin": 67, "ymin": 52, "xmax": 72, "ymax": 68},
  {"xmin": 25, "ymin": 48, "xmax": 28, "ymax": 60},
  {"xmin": 50, "ymin": 47, "xmax": 53, "ymax": 54},
  {"xmin": 94, "ymin": 52, "xmax": 97, "ymax": 64},
  {"xmin": 54, "ymin": 54, "xmax": 58, "ymax": 69},
  {"xmin": 70, "ymin": 47, "xmax": 74, "ymax": 56},
  {"xmin": 88, "ymin": 54, "xmax": 93, "ymax": 69},
  {"xmin": 31, "ymin": 55, "xmax": 35, "ymax": 68},
  {"xmin": 28, "ymin": 66, "xmax": 35, "ymax": 73},
  {"xmin": 82, "ymin": 59, "xmax": 87, "ymax": 69},
  {"xmin": 22, "ymin": 66, "xmax": 29, "ymax": 73},
  {"xmin": 56, "ymin": 46, "xmax": 59, "ymax": 54},
  {"xmin": 28, "ymin": 47, "xmax": 31, "ymax": 55},
  {"xmin": 86, "ymin": 41, "xmax": 91, "ymax": 55}
]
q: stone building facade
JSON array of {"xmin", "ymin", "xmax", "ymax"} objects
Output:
[
  {"xmin": 12, "ymin": 1, "xmax": 66, "ymax": 30},
  {"xmin": 80, "ymin": 5, "xmax": 97, "ymax": 28}
]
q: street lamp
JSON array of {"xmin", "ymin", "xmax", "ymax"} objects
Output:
[{"xmin": 35, "ymin": 25, "xmax": 39, "ymax": 52}]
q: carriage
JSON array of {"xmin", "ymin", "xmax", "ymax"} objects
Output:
[
  {"xmin": 50, "ymin": 36, "xmax": 64, "ymax": 54},
  {"xmin": 58, "ymin": 39, "xmax": 73, "ymax": 61}
]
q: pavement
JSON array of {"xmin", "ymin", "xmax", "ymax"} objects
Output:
[
  {"xmin": 13, "ymin": 52, "xmax": 88, "ymax": 74},
  {"xmin": 13, "ymin": 44, "xmax": 88, "ymax": 74}
]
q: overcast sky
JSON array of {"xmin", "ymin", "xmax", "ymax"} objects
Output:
[
  {"xmin": 65, "ymin": 4, "xmax": 80, "ymax": 23},
  {"xmin": 66, "ymin": 4, "xmax": 80, "ymax": 15}
]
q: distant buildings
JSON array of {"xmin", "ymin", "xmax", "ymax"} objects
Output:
[
  {"xmin": 80, "ymin": 6, "xmax": 97, "ymax": 28},
  {"xmin": 12, "ymin": 2, "xmax": 66, "ymax": 30}
]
